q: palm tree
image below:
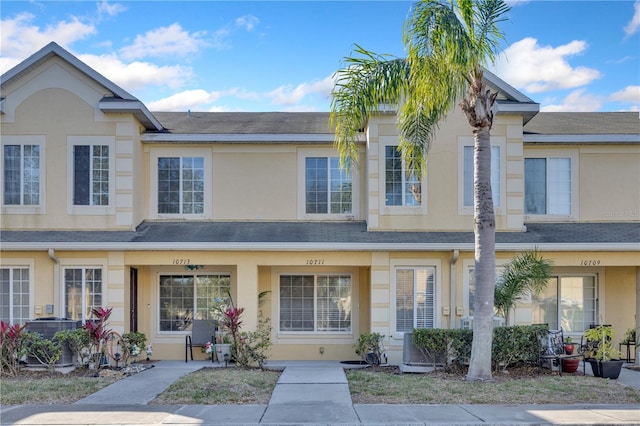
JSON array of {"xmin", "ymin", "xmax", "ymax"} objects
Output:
[
  {"xmin": 330, "ymin": 0, "xmax": 510, "ymax": 381},
  {"xmin": 494, "ymin": 251, "xmax": 553, "ymax": 325}
]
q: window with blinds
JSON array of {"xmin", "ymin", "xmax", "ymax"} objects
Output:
[
  {"xmin": 279, "ymin": 274, "xmax": 352, "ymax": 333},
  {"xmin": 395, "ymin": 267, "xmax": 435, "ymax": 333}
]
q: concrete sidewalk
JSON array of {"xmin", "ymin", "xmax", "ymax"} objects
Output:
[{"xmin": 1, "ymin": 360, "xmax": 639, "ymax": 425}]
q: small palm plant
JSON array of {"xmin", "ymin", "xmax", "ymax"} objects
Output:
[{"xmin": 494, "ymin": 250, "xmax": 552, "ymax": 325}]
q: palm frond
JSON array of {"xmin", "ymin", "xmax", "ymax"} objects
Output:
[
  {"xmin": 494, "ymin": 250, "xmax": 553, "ymax": 320},
  {"xmin": 330, "ymin": 45, "xmax": 409, "ymax": 170}
]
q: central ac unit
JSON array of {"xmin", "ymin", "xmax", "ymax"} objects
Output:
[
  {"xmin": 402, "ymin": 333, "xmax": 430, "ymax": 365},
  {"xmin": 460, "ymin": 316, "xmax": 506, "ymax": 329}
]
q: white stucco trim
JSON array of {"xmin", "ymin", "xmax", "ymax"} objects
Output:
[
  {"xmin": 2, "ymin": 242, "xmax": 638, "ymax": 252},
  {"xmin": 141, "ymin": 133, "xmax": 361, "ymax": 143},
  {"xmin": 525, "ymin": 134, "xmax": 640, "ymax": 144}
]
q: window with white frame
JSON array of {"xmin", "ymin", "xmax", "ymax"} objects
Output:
[
  {"xmin": 305, "ymin": 157, "xmax": 352, "ymax": 214},
  {"xmin": 73, "ymin": 145, "xmax": 109, "ymax": 206},
  {"xmin": 279, "ymin": 274, "xmax": 352, "ymax": 333},
  {"xmin": 463, "ymin": 146, "xmax": 500, "ymax": 207},
  {"xmin": 157, "ymin": 157, "xmax": 204, "ymax": 214},
  {"xmin": 3, "ymin": 144, "xmax": 40, "ymax": 206},
  {"xmin": 385, "ymin": 145, "xmax": 421, "ymax": 207},
  {"xmin": 525, "ymin": 157, "xmax": 571, "ymax": 215},
  {"xmin": 64, "ymin": 267, "xmax": 102, "ymax": 322},
  {"xmin": 159, "ymin": 274, "xmax": 230, "ymax": 332},
  {"xmin": 0, "ymin": 267, "xmax": 30, "ymax": 324},
  {"xmin": 395, "ymin": 267, "xmax": 435, "ymax": 332},
  {"xmin": 532, "ymin": 276, "xmax": 596, "ymax": 333},
  {"xmin": 466, "ymin": 266, "xmax": 505, "ymax": 317}
]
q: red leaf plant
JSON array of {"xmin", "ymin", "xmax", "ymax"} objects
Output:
[{"xmin": 83, "ymin": 307, "xmax": 113, "ymax": 368}]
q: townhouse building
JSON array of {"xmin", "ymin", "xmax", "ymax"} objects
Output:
[{"xmin": 1, "ymin": 42, "xmax": 638, "ymax": 364}]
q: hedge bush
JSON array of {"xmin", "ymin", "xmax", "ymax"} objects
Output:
[{"xmin": 412, "ymin": 324, "xmax": 547, "ymax": 372}]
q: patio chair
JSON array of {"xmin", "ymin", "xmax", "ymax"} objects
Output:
[
  {"xmin": 185, "ymin": 319, "xmax": 216, "ymax": 363},
  {"xmin": 536, "ymin": 328, "xmax": 584, "ymax": 376}
]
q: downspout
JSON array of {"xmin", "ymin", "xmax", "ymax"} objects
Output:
[
  {"xmin": 450, "ymin": 249, "xmax": 459, "ymax": 329},
  {"xmin": 48, "ymin": 249, "xmax": 60, "ymax": 318}
]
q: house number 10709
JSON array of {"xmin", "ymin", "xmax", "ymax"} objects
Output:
[
  {"xmin": 580, "ymin": 259, "xmax": 600, "ymax": 266},
  {"xmin": 306, "ymin": 259, "xmax": 325, "ymax": 265}
]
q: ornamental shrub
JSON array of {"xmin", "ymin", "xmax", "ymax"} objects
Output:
[
  {"xmin": 55, "ymin": 328, "xmax": 92, "ymax": 367},
  {"xmin": 22, "ymin": 331, "xmax": 62, "ymax": 370},
  {"xmin": 0, "ymin": 322, "xmax": 28, "ymax": 376},
  {"xmin": 411, "ymin": 328, "xmax": 472, "ymax": 370},
  {"xmin": 492, "ymin": 324, "xmax": 546, "ymax": 371},
  {"xmin": 354, "ymin": 332, "xmax": 385, "ymax": 365},
  {"xmin": 121, "ymin": 332, "xmax": 147, "ymax": 365},
  {"xmin": 411, "ymin": 324, "xmax": 544, "ymax": 372}
]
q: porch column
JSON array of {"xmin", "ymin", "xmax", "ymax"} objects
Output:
[{"xmin": 236, "ymin": 259, "xmax": 259, "ymax": 331}]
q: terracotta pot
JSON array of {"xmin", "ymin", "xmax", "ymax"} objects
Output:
[
  {"xmin": 564, "ymin": 343, "xmax": 575, "ymax": 355},
  {"xmin": 562, "ymin": 357, "xmax": 580, "ymax": 373}
]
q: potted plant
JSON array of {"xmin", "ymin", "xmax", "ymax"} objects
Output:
[
  {"xmin": 561, "ymin": 336, "xmax": 580, "ymax": 373},
  {"xmin": 214, "ymin": 333, "xmax": 233, "ymax": 363},
  {"xmin": 353, "ymin": 332, "xmax": 386, "ymax": 365},
  {"xmin": 583, "ymin": 325, "xmax": 623, "ymax": 379}
]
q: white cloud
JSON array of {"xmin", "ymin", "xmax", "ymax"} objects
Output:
[
  {"xmin": 624, "ymin": 1, "xmax": 640, "ymax": 36},
  {"xmin": 267, "ymin": 76, "xmax": 334, "ymax": 106},
  {"xmin": 236, "ymin": 15, "xmax": 259, "ymax": 31},
  {"xmin": 97, "ymin": 1, "xmax": 127, "ymax": 20},
  {"xmin": 146, "ymin": 87, "xmax": 260, "ymax": 111},
  {"xmin": 78, "ymin": 53, "xmax": 192, "ymax": 91},
  {"xmin": 610, "ymin": 85, "xmax": 640, "ymax": 104},
  {"xmin": 491, "ymin": 37, "xmax": 601, "ymax": 93},
  {"xmin": 147, "ymin": 89, "xmax": 222, "ymax": 111},
  {"xmin": 0, "ymin": 12, "xmax": 96, "ymax": 63},
  {"xmin": 119, "ymin": 23, "xmax": 208, "ymax": 61},
  {"xmin": 540, "ymin": 89, "xmax": 602, "ymax": 112}
]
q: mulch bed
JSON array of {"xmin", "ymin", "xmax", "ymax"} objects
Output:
[
  {"xmin": 4, "ymin": 361, "xmax": 155, "ymax": 381},
  {"xmin": 362, "ymin": 362, "xmax": 580, "ymax": 381}
]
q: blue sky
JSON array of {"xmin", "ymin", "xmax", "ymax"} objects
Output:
[{"xmin": 2, "ymin": 1, "xmax": 639, "ymax": 112}]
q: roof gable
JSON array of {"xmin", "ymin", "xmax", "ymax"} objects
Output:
[{"xmin": 1, "ymin": 42, "xmax": 163, "ymax": 131}]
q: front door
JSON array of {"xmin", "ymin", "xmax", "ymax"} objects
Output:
[{"xmin": 130, "ymin": 268, "xmax": 138, "ymax": 332}]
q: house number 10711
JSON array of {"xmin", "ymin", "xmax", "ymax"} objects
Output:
[{"xmin": 306, "ymin": 259, "xmax": 325, "ymax": 265}]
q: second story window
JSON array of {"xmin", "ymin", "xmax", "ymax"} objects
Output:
[
  {"xmin": 158, "ymin": 157, "xmax": 204, "ymax": 214},
  {"xmin": 525, "ymin": 158, "xmax": 571, "ymax": 215},
  {"xmin": 305, "ymin": 157, "xmax": 352, "ymax": 214},
  {"xmin": 73, "ymin": 145, "xmax": 109, "ymax": 206},
  {"xmin": 385, "ymin": 146, "xmax": 421, "ymax": 207},
  {"xmin": 3, "ymin": 144, "xmax": 40, "ymax": 206}
]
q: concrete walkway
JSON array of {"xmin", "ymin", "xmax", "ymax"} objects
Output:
[{"xmin": 1, "ymin": 360, "xmax": 639, "ymax": 425}]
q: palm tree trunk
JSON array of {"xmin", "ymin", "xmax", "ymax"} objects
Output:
[
  {"xmin": 467, "ymin": 125, "xmax": 496, "ymax": 380},
  {"xmin": 460, "ymin": 72, "xmax": 498, "ymax": 380}
]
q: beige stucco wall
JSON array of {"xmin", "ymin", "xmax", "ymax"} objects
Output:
[
  {"xmin": 366, "ymin": 109, "xmax": 525, "ymax": 232},
  {"xmin": 2, "ymin": 247, "xmax": 637, "ymax": 363},
  {"xmin": 579, "ymin": 148, "xmax": 640, "ymax": 221},
  {"xmin": 0, "ymin": 58, "xmax": 141, "ymax": 230},
  {"xmin": 213, "ymin": 147, "xmax": 298, "ymax": 220}
]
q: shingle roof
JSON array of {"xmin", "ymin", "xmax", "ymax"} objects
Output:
[
  {"xmin": 2, "ymin": 221, "xmax": 638, "ymax": 248},
  {"xmin": 146, "ymin": 111, "xmax": 640, "ymax": 138},
  {"xmin": 523, "ymin": 112, "xmax": 640, "ymax": 135},
  {"xmin": 151, "ymin": 112, "xmax": 333, "ymax": 135}
]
